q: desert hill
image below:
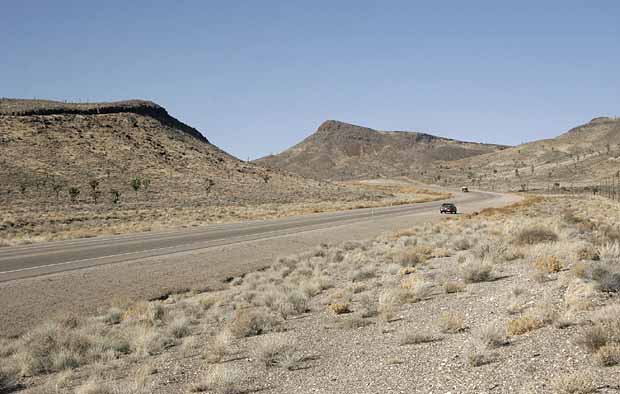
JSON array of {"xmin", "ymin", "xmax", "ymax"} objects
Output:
[
  {"xmin": 0, "ymin": 99, "xmax": 377, "ymax": 207},
  {"xmin": 433, "ymin": 117, "xmax": 620, "ymax": 191},
  {"xmin": 0, "ymin": 99, "xmax": 397, "ymax": 244},
  {"xmin": 255, "ymin": 120, "xmax": 507, "ymax": 180}
]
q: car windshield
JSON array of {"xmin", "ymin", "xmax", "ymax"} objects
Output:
[{"xmin": 442, "ymin": 203, "xmax": 454, "ymax": 207}]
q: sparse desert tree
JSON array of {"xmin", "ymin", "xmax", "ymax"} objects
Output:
[
  {"xmin": 110, "ymin": 189, "xmax": 121, "ymax": 205},
  {"xmin": 68, "ymin": 187, "xmax": 80, "ymax": 203},
  {"xmin": 142, "ymin": 178, "xmax": 151, "ymax": 198},
  {"xmin": 131, "ymin": 177, "xmax": 142, "ymax": 197},
  {"xmin": 205, "ymin": 178, "xmax": 215, "ymax": 194},
  {"xmin": 89, "ymin": 179, "xmax": 101, "ymax": 204},
  {"xmin": 51, "ymin": 181, "xmax": 64, "ymax": 203}
]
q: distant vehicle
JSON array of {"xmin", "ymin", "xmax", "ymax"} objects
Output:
[
  {"xmin": 440, "ymin": 203, "xmax": 457, "ymax": 214},
  {"xmin": 461, "ymin": 186, "xmax": 469, "ymax": 192}
]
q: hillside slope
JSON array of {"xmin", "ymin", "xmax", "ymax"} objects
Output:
[
  {"xmin": 436, "ymin": 117, "xmax": 620, "ymax": 191},
  {"xmin": 0, "ymin": 100, "xmax": 398, "ymax": 244},
  {"xmin": 0, "ymin": 100, "xmax": 373, "ymax": 207},
  {"xmin": 255, "ymin": 120, "xmax": 507, "ymax": 180}
]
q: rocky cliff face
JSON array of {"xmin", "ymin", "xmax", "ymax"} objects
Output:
[{"xmin": 0, "ymin": 99, "xmax": 208, "ymax": 142}]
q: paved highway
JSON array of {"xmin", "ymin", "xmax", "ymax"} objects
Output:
[{"xmin": 0, "ymin": 190, "xmax": 497, "ymax": 283}]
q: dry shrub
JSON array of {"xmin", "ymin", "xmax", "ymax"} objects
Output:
[
  {"xmin": 403, "ymin": 280, "xmax": 433, "ymax": 302},
  {"xmin": 398, "ymin": 267, "xmax": 416, "ymax": 276},
  {"xmin": 399, "ymin": 331, "xmax": 436, "ymax": 346},
  {"xmin": 123, "ymin": 301, "xmax": 165, "ymax": 326},
  {"xmin": 126, "ymin": 324, "xmax": 175, "ymax": 357},
  {"xmin": 349, "ymin": 266, "xmax": 376, "ymax": 282},
  {"xmin": 466, "ymin": 347, "xmax": 497, "ymax": 367},
  {"xmin": 461, "ymin": 258, "xmax": 493, "ymax": 283},
  {"xmin": 577, "ymin": 316, "xmax": 620, "ymax": 356},
  {"xmin": 507, "ymin": 316, "xmax": 543, "ymax": 336},
  {"xmin": 191, "ymin": 365, "xmax": 241, "ymax": 394},
  {"xmin": 533, "ymin": 256, "xmax": 563, "ymax": 273},
  {"xmin": 552, "ymin": 372, "xmax": 595, "ymax": 394},
  {"xmin": 329, "ymin": 303, "xmax": 351, "ymax": 315},
  {"xmin": 590, "ymin": 263, "xmax": 620, "ymax": 293},
  {"xmin": 167, "ymin": 315, "xmax": 191, "ymax": 339},
  {"xmin": 514, "ymin": 227, "xmax": 558, "ymax": 245},
  {"xmin": 390, "ymin": 245, "xmax": 431, "ymax": 267},
  {"xmin": 474, "ymin": 323, "xmax": 507, "ymax": 348},
  {"xmin": 103, "ymin": 307, "xmax": 123, "ymax": 325},
  {"xmin": 438, "ymin": 311, "xmax": 465, "ymax": 333},
  {"xmin": 598, "ymin": 242, "xmax": 620, "ymax": 262},
  {"xmin": 228, "ymin": 309, "xmax": 279, "ymax": 338},
  {"xmin": 13, "ymin": 320, "xmax": 133, "ymax": 376},
  {"xmin": 595, "ymin": 344, "xmax": 620, "ymax": 366},
  {"xmin": 205, "ymin": 331, "xmax": 232, "ymax": 363},
  {"xmin": 254, "ymin": 336, "xmax": 292, "ymax": 367},
  {"xmin": 571, "ymin": 262, "xmax": 589, "ymax": 279},
  {"xmin": 452, "ymin": 237, "xmax": 472, "ymax": 251},
  {"xmin": 577, "ymin": 246, "xmax": 598, "ymax": 261},
  {"xmin": 75, "ymin": 377, "xmax": 115, "ymax": 394},
  {"xmin": 358, "ymin": 294, "xmax": 378, "ymax": 318},
  {"xmin": 378, "ymin": 289, "xmax": 404, "ymax": 321},
  {"xmin": 199, "ymin": 295, "xmax": 220, "ymax": 310}
]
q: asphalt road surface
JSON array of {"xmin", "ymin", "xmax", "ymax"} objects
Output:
[
  {"xmin": 0, "ymin": 191, "xmax": 496, "ymax": 283},
  {"xmin": 0, "ymin": 190, "xmax": 519, "ymax": 335}
]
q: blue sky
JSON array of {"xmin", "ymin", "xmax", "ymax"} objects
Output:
[{"xmin": 2, "ymin": 1, "xmax": 619, "ymax": 159}]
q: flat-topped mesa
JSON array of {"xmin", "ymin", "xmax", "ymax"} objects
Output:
[{"xmin": 0, "ymin": 98, "xmax": 208, "ymax": 142}]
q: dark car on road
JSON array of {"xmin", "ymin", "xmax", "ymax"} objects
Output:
[{"xmin": 440, "ymin": 203, "xmax": 457, "ymax": 214}]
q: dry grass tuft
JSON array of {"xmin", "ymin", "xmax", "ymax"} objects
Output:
[
  {"xmin": 473, "ymin": 323, "xmax": 508, "ymax": 348},
  {"xmin": 167, "ymin": 315, "xmax": 191, "ymax": 339},
  {"xmin": 551, "ymin": 372, "xmax": 596, "ymax": 394},
  {"xmin": 191, "ymin": 365, "xmax": 241, "ymax": 394},
  {"xmin": 438, "ymin": 311, "xmax": 465, "ymax": 333},
  {"xmin": 507, "ymin": 316, "xmax": 543, "ymax": 336},
  {"xmin": 329, "ymin": 303, "xmax": 351, "ymax": 315},
  {"xmin": 533, "ymin": 255, "xmax": 563, "ymax": 273},
  {"xmin": 205, "ymin": 331, "xmax": 232, "ymax": 363},
  {"xmin": 254, "ymin": 336, "xmax": 293, "ymax": 367},
  {"xmin": 595, "ymin": 344, "xmax": 620, "ymax": 366},
  {"xmin": 398, "ymin": 331, "xmax": 437, "ymax": 346},
  {"xmin": 514, "ymin": 227, "xmax": 558, "ymax": 245},
  {"xmin": 461, "ymin": 258, "xmax": 493, "ymax": 283},
  {"xmin": 389, "ymin": 245, "xmax": 432, "ymax": 267},
  {"xmin": 228, "ymin": 309, "xmax": 280, "ymax": 338}
]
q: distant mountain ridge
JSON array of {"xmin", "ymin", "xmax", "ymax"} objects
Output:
[{"xmin": 255, "ymin": 120, "xmax": 507, "ymax": 180}]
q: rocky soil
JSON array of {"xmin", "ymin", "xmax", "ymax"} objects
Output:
[{"xmin": 3, "ymin": 195, "xmax": 620, "ymax": 394}]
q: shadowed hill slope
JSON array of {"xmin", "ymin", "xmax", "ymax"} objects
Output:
[{"xmin": 255, "ymin": 120, "xmax": 507, "ymax": 180}]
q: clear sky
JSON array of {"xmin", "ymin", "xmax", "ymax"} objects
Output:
[{"xmin": 2, "ymin": 1, "xmax": 619, "ymax": 159}]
